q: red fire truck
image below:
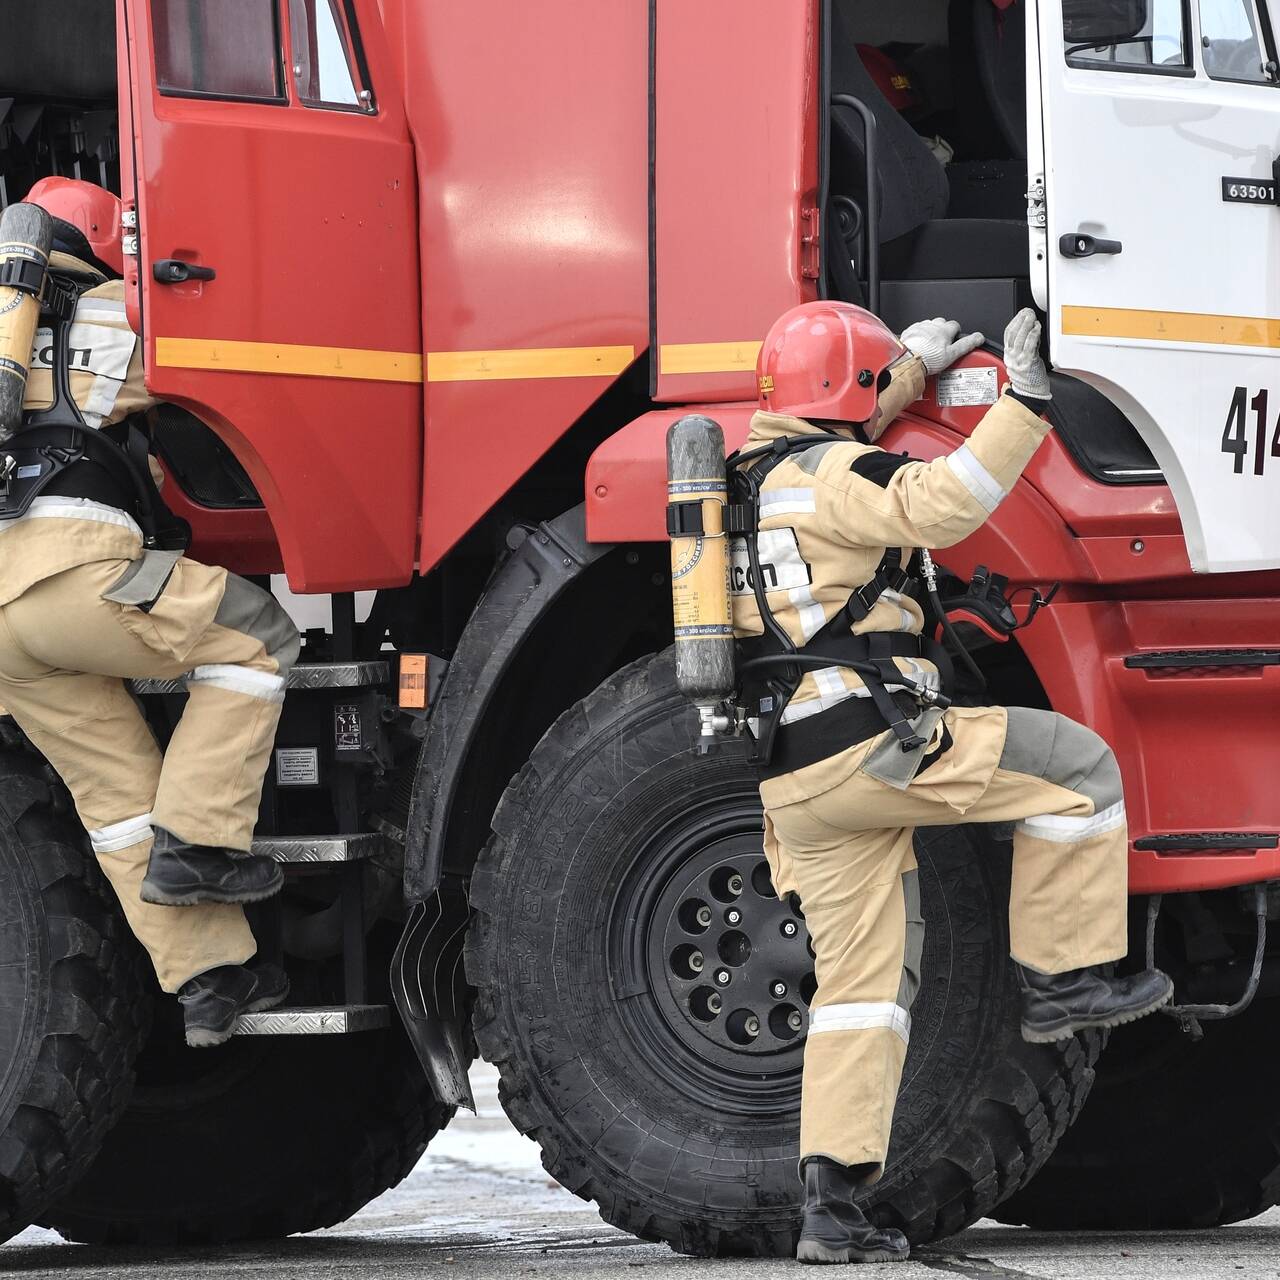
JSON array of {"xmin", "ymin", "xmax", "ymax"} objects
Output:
[{"xmin": 0, "ymin": 0, "xmax": 1277, "ymax": 1253}]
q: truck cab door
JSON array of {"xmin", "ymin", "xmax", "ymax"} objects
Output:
[
  {"xmin": 119, "ymin": 0, "xmax": 421, "ymax": 590},
  {"xmin": 1030, "ymin": 0, "xmax": 1280, "ymax": 571}
]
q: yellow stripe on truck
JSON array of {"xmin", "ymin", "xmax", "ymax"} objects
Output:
[
  {"xmin": 156, "ymin": 339, "xmax": 637, "ymax": 384},
  {"xmin": 1063, "ymin": 305, "xmax": 1280, "ymax": 349},
  {"xmin": 660, "ymin": 340, "xmax": 763, "ymax": 375},
  {"xmin": 156, "ymin": 337, "xmax": 424, "ymax": 383},
  {"xmin": 426, "ymin": 345, "xmax": 634, "ymax": 382}
]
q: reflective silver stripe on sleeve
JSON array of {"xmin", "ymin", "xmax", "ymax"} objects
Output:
[
  {"xmin": 945, "ymin": 444, "xmax": 1006, "ymax": 514},
  {"xmin": 89, "ymin": 811, "xmax": 154, "ymax": 853},
  {"xmin": 188, "ymin": 664, "xmax": 287, "ymax": 704},
  {"xmin": 1016, "ymin": 800, "xmax": 1127, "ymax": 844},
  {"xmin": 759, "ymin": 487, "xmax": 817, "ymax": 520},
  {"xmin": 0, "ymin": 496, "xmax": 142, "ymax": 538},
  {"xmin": 809, "ymin": 1001, "xmax": 911, "ymax": 1045}
]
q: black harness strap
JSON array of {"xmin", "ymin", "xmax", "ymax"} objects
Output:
[
  {"xmin": 728, "ymin": 433, "xmax": 951, "ymax": 768},
  {"xmin": 0, "ymin": 274, "xmax": 189, "ymax": 551}
]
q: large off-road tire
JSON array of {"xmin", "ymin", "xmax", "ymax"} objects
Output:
[
  {"xmin": 0, "ymin": 727, "xmax": 150, "ymax": 1242},
  {"xmin": 995, "ymin": 994, "xmax": 1280, "ymax": 1229},
  {"xmin": 44, "ymin": 1016, "xmax": 453, "ymax": 1244},
  {"xmin": 466, "ymin": 652, "xmax": 1102, "ymax": 1255}
]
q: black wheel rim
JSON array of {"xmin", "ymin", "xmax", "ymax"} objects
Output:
[{"xmin": 609, "ymin": 782, "xmax": 815, "ymax": 1114}]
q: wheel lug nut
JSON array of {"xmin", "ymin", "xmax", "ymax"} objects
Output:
[
  {"xmin": 715, "ymin": 969, "xmax": 731, "ymax": 986},
  {"xmin": 781, "ymin": 921, "xmax": 798, "ymax": 937},
  {"xmin": 771, "ymin": 981, "xmax": 787, "ymax": 998},
  {"xmin": 707, "ymin": 992, "xmax": 722, "ymax": 1014},
  {"xmin": 726, "ymin": 908, "xmax": 742, "ymax": 925},
  {"xmin": 744, "ymin": 1014, "xmax": 760, "ymax": 1036},
  {"xmin": 727, "ymin": 873, "xmax": 744, "ymax": 896},
  {"xmin": 688, "ymin": 952, "xmax": 704, "ymax": 972},
  {"xmin": 788, "ymin": 1010, "xmax": 805, "ymax": 1032},
  {"xmin": 695, "ymin": 905, "xmax": 713, "ymax": 927}
]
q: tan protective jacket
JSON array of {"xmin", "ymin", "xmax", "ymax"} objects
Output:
[
  {"xmin": 731, "ymin": 356, "xmax": 1051, "ymax": 802},
  {"xmin": 0, "ymin": 254, "xmax": 157, "ymax": 607}
]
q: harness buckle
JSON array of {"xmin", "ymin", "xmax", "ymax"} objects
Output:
[{"xmin": 851, "ymin": 581, "xmax": 879, "ymax": 617}]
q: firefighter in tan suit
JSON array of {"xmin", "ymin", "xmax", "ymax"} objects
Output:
[
  {"xmin": 0, "ymin": 183, "xmax": 293, "ymax": 1047},
  {"xmin": 732, "ymin": 303, "xmax": 1172, "ymax": 1265}
]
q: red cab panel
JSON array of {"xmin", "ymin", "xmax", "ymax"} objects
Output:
[
  {"xmin": 652, "ymin": 0, "xmax": 821, "ymax": 404},
  {"xmin": 120, "ymin": 0, "xmax": 421, "ymax": 591}
]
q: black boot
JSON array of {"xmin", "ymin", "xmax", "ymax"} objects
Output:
[
  {"xmin": 179, "ymin": 962, "xmax": 290, "ymax": 1048},
  {"xmin": 796, "ymin": 1158, "xmax": 909, "ymax": 1265},
  {"xmin": 1017, "ymin": 963, "xmax": 1173, "ymax": 1043},
  {"xmin": 141, "ymin": 826, "xmax": 283, "ymax": 906}
]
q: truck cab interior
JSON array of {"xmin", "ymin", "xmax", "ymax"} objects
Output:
[{"xmin": 827, "ymin": 0, "xmax": 1161, "ymax": 484}]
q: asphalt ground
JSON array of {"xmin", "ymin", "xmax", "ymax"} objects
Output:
[{"xmin": 4, "ymin": 1064, "xmax": 1278, "ymax": 1280}]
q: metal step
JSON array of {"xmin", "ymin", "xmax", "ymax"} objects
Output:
[
  {"xmin": 231, "ymin": 1004, "xmax": 391, "ymax": 1036},
  {"xmin": 251, "ymin": 833, "xmax": 382, "ymax": 864},
  {"xmin": 132, "ymin": 660, "xmax": 389, "ymax": 696}
]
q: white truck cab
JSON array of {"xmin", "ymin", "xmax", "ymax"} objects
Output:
[{"xmin": 1031, "ymin": 0, "xmax": 1280, "ymax": 571}]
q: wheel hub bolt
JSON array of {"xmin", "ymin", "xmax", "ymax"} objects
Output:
[
  {"xmin": 715, "ymin": 969, "xmax": 731, "ymax": 986},
  {"xmin": 727, "ymin": 873, "xmax": 744, "ymax": 896},
  {"xmin": 782, "ymin": 921, "xmax": 798, "ymax": 937},
  {"xmin": 688, "ymin": 952, "xmax": 704, "ymax": 972},
  {"xmin": 726, "ymin": 908, "xmax": 742, "ymax": 925},
  {"xmin": 744, "ymin": 1014, "xmax": 760, "ymax": 1037},
  {"xmin": 788, "ymin": 1010, "xmax": 805, "ymax": 1032},
  {"xmin": 695, "ymin": 905, "xmax": 713, "ymax": 927},
  {"xmin": 707, "ymin": 992, "xmax": 722, "ymax": 1014},
  {"xmin": 771, "ymin": 981, "xmax": 787, "ymax": 998}
]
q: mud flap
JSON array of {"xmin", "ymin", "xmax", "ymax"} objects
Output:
[{"xmin": 392, "ymin": 888, "xmax": 474, "ymax": 1110}]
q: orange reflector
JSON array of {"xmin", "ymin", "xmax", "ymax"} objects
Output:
[{"xmin": 398, "ymin": 654, "xmax": 428, "ymax": 709}]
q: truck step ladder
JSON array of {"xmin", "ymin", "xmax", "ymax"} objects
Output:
[
  {"xmin": 130, "ymin": 659, "xmax": 390, "ymax": 696},
  {"xmin": 232, "ymin": 1005, "xmax": 391, "ymax": 1036},
  {"xmin": 135, "ymin": 596, "xmax": 398, "ymax": 1039}
]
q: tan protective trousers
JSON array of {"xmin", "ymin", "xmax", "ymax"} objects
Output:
[
  {"xmin": 0, "ymin": 555, "xmax": 300, "ymax": 992},
  {"xmin": 763, "ymin": 704, "xmax": 1129, "ymax": 1178}
]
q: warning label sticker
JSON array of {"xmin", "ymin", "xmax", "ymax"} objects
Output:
[
  {"xmin": 936, "ymin": 367, "xmax": 999, "ymax": 408},
  {"xmin": 275, "ymin": 747, "xmax": 320, "ymax": 788}
]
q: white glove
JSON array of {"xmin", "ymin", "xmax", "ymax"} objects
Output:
[
  {"xmin": 1002, "ymin": 308, "xmax": 1051, "ymax": 400},
  {"xmin": 900, "ymin": 317, "xmax": 985, "ymax": 376}
]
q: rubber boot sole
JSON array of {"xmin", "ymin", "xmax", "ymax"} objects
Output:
[
  {"xmin": 185, "ymin": 974, "xmax": 291, "ymax": 1049},
  {"xmin": 797, "ymin": 1239, "xmax": 910, "ymax": 1264},
  {"xmin": 1020, "ymin": 979, "xmax": 1174, "ymax": 1044},
  {"xmin": 140, "ymin": 864, "xmax": 284, "ymax": 908}
]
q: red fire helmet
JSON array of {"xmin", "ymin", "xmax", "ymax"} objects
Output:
[
  {"xmin": 25, "ymin": 176, "xmax": 124, "ymax": 275},
  {"xmin": 756, "ymin": 301, "xmax": 906, "ymax": 425}
]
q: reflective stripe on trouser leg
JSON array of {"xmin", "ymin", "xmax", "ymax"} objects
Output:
[
  {"xmin": 996, "ymin": 709, "xmax": 1129, "ymax": 974},
  {"xmin": 151, "ymin": 571, "xmax": 298, "ymax": 852},
  {"xmin": 795, "ymin": 828, "xmax": 918, "ymax": 1175},
  {"xmin": 0, "ymin": 667, "xmax": 255, "ymax": 994}
]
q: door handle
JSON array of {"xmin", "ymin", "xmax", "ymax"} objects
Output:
[
  {"xmin": 1058, "ymin": 233, "xmax": 1122, "ymax": 259},
  {"xmin": 152, "ymin": 258, "xmax": 216, "ymax": 284}
]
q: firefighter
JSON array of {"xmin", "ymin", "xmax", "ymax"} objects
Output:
[
  {"xmin": 732, "ymin": 303, "xmax": 1173, "ymax": 1265},
  {"xmin": 0, "ymin": 181, "xmax": 294, "ymax": 1047}
]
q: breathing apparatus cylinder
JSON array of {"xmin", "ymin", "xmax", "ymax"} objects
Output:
[
  {"xmin": 0, "ymin": 203, "xmax": 53, "ymax": 444},
  {"xmin": 666, "ymin": 415, "xmax": 736, "ymax": 736}
]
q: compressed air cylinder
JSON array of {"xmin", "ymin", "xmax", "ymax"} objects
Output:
[
  {"xmin": 667, "ymin": 414, "xmax": 735, "ymax": 705},
  {"xmin": 0, "ymin": 203, "xmax": 53, "ymax": 444}
]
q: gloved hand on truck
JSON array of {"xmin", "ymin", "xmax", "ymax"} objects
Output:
[{"xmin": 900, "ymin": 315, "xmax": 985, "ymax": 375}]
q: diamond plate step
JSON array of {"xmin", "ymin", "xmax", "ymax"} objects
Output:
[
  {"xmin": 231, "ymin": 1005, "xmax": 391, "ymax": 1036},
  {"xmin": 251, "ymin": 833, "xmax": 382, "ymax": 864},
  {"xmin": 132, "ymin": 660, "xmax": 389, "ymax": 696}
]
